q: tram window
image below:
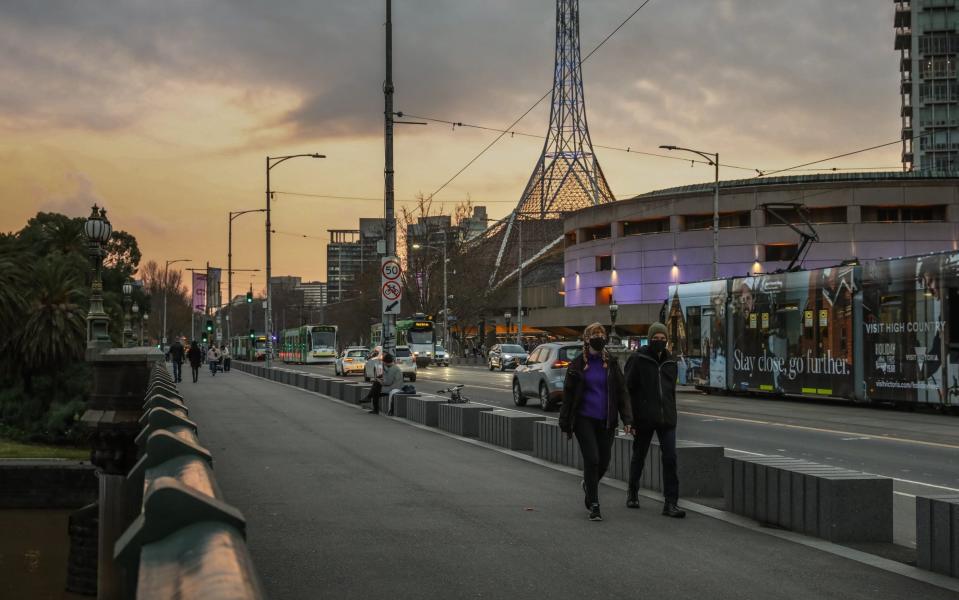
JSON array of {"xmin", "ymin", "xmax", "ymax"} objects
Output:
[
  {"xmin": 687, "ymin": 306, "xmax": 702, "ymax": 358},
  {"xmin": 949, "ymin": 288, "xmax": 959, "ymax": 345}
]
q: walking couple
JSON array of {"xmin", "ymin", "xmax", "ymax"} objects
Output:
[{"xmin": 559, "ymin": 322, "xmax": 685, "ymax": 522}]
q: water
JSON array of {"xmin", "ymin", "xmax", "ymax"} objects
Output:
[{"xmin": 0, "ymin": 510, "xmax": 88, "ymax": 600}]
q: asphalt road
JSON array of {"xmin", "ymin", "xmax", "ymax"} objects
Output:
[
  {"xmin": 294, "ymin": 362, "xmax": 959, "ymax": 546},
  {"xmin": 181, "ymin": 370, "xmax": 959, "ymax": 600}
]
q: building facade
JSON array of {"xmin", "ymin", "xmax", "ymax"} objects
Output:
[
  {"xmin": 297, "ymin": 281, "xmax": 327, "ymax": 308},
  {"xmin": 897, "ymin": 0, "xmax": 959, "ymax": 170},
  {"xmin": 554, "ymin": 172, "xmax": 959, "ymax": 332},
  {"xmin": 327, "ymin": 218, "xmax": 384, "ymax": 304}
]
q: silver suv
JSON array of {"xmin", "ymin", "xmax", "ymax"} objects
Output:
[{"xmin": 511, "ymin": 342, "xmax": 583, "ymax": 411}]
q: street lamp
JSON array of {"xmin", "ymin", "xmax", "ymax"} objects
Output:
[
  {"xmin": 265, "ymin": 153, "xmax": 325, "ymax": 368},
  {"xmin": 229, "ymin": 209, "xmax": 266, "ymax": 349},
  {"xmin": 660, "ymin": 145, "xmax": 721, "ymax": 279},
  {"xmin": 122, "ymin": 281, "xmax": 133, "ymax": 347},
  {"xmin": 132, "ymin": 302, "xmax": 140, "ymax": 346},
  {"xmin": 83, "ymin": 204, "xmax": 113, "ymax": 355},
  {"xmin": 143, "ymin": 312, "xmax": 149, "ymax": 346},
  {"xmin": 609, "ymin": 302, "xmax": 620, "ymax": 347},
  {"xmin": 504, "ymin": 311, "xmax": 512, "ymax": 343},
  {"xmin": 162, "ymin": 259, "xmax": 190, "ymax": 347}
]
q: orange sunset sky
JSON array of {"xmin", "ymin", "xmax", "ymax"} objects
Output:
[{"xmin": 1, "ymin": 1, "xmax": 901, "ymax": 294}]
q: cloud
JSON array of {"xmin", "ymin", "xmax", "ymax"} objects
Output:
[{"xmin": 37, "ymin": 172, "xmax": 105, "ymax": 216}]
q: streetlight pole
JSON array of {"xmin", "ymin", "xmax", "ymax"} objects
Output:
[
  {"xmin": 383, "ymin": 0, "xmax": 397, "ymax": 359},
  {"xmin": 122, "ymin": 280, "xmax": 133, "ymax": 347},
  {"xmin": 83, "ymin": 205, "xmax": 113, "ymax": 358},
  {"xmin": 163, "ymin": 258, "xmax": 189, "ymax": 347},
  {"xmin": 229, "ymin": 209, "xmax": 266, "ymax": 349},
  {"xmin": 412, "ymin": 232, "xmax": 450, "ymax": 352},
  {"xmin": 265, "ymin": 153, "xmax": 325, "ymax": 369},
  {"xmin": 660, "ymin": 145, "xmax": 721, "ymax": 279},
  {"xmin": 516, "ymin": 216, "xmax": 522, "ymax": 346}
]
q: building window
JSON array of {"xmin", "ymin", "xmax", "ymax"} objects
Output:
[
  {"xmin": 683, "ymin": 211, "xmax": 750, "ymax": 231},
  {"xmin": 765, "ymin": 205, "xmax": 847, "ymax": 225},
  {"xmin": 596, "ymin": 255, "xmax": 612, "ymax": 272},
  {"xmin": 765, "ymin": 244, "xmax": 798, "ymax": 262},
  {"xmin": 861, "ymin": 205, "xmax": 946, "ymax": 223},
  {"xmin": 622, "ymin": 218, "xmax": 669, "ymax": 236},
  {"xmin": 564, "ymin": 231, "xmax": 578, "ymax": 247},
  {"xmin": 585, "ymin": 225, "xmax": 612, "ymax": 241},
  {"xmin": 595, "ymin": 286, "xmax": 613, "ymax": 305}
]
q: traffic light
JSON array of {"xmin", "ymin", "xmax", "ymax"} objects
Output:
[
  {"xmin": 205, "ymin": 320, "xmax": 213, "ymax": 333},
  {"xmin": 246, "ymin": 291, "xmax": 253, "ymax": 304},
  {"xmin": 249, "ymin": 329, "xmax": 255, "ymax": 340},
  {"xmin": 201, "ymin": 332, "xmax": 209, "ymax": 343}
]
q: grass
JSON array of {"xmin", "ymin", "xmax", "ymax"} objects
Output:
[{"xmin": 0, "ymin": 437, "xmax": 89, "ymax": 460}]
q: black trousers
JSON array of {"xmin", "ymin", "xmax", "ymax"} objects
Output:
[
  {"xmin": 367, "ymin": 380, "xmax": 382, "ymax": 412},
  {"xmin": 629, "ymin": 422, "xmax": 679, "ymax": 504},
  {"xmin": 172, "ymin": 361, "xmax": 182, "ymax": 382},
  {"xmin": 574, "ymin": 417, "xmax": 616, "ymax": 506},
  {"xmin": 191, "ymin": 365, "xmax": 200, "ymax": 383}
]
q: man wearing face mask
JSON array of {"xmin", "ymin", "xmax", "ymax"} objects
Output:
[{"xmin": 624, "ymin": 322, "xmax": 685, "ymax": 518}]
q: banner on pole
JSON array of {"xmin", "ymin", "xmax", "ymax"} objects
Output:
[
  {"xmin": 192, "ymin": 272, "xmax": 207, "ymax": 314},
  {"xmin": 207, "ymin": 268, "xmax": 222, "ymax": 311}
]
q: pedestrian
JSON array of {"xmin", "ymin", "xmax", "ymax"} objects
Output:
[
  {"xmin": 187, "ymin": 341, "xmax": 203, "ymax": 383},
  {"xmin": 221, "ymin": 344, "xmax": 231, "ymax": 372},
  {"xmin": 169, "ymin": 339, "xmax": 185, "ymax": 383},
  {"xmin": 624, "ymin": 322, "xmax": 686, "ymax": 518},
  {"xmin": 207, "ymin": 344, "xmax": 220, "ymax": 376},
  {"xmin": 367, "ymin": 352, "xmax": 403, "ymax": 415},
  {"xmin": 559, "ymin": 322, "xmax": 633, "ymax": 522}
]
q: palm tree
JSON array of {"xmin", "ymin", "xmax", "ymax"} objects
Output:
[
  {"xmin": 0, "ymin": 237, "xmax": 26, "ymax": 359},
  {"xmin": 17, "ymin": 257, "xmax": 88, "ymax": 396}
]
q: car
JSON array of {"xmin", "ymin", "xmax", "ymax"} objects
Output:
[
  {"xmin": 335, "ymin": 347, "xmax": 369, "ymax": 376},
  {"xmin": 488, "ymin": 344, "xmax": 529, "ymax": 371},
  {"xmin": 511, "ymin": 342, "xmax": 583, "ymax": 411},
  {"xmin": 364, "ymin": 345, "xmax": 418, "ymax": 382},
  {"xmin": 432, "ymin": 345, "xmax": 450, "ymax": 367}
]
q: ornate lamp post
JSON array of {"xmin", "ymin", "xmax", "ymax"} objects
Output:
[
  {"xmin": 84, "ymin": 205, "xmax": 113, "ymax": 358},
  {"xmin": 122, "ymin": 280, "xmax": 133, "ymax": 347},
  {"xmin": 142, "ymin": 312, "xmax": 149, "ymax": 346},
  {"xmin": 132, "ymin": 302, "xmax": 140, "ymax": 346},
  {"xmin": 609, "ymin": 302, "xmax": 620, "ymax": 346}
]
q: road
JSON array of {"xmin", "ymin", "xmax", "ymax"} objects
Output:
[
  {"xmin": 290, "ymin": 362, "xmax": 959, "ymax": 546},
  {"xmin": 181, "ymin": 370, "xmax": 959, "ymax": 600}
]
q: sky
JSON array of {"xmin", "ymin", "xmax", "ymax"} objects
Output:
[{"xmin": 0, "ymin": 0, "xmax": 901, "ymax": 293}]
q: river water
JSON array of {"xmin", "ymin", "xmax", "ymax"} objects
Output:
[{"xmin": 0, "ymin": 509, "xmax": 88, "ymax": 599}]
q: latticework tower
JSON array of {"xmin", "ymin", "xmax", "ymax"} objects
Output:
[{"xmin": 485, "ymin": 0, "xmax": 615, "ymax": 287}]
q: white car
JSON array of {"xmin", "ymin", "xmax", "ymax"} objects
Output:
[
  {"xmin": 432, "ymin": 345, "xmax": 450, "ymax": 367},
  {"xmin": 364, "ymin": 345, "xmax": 417, "ymax": 382},
  {"xmin": 335, "ymin": 347, "xmax": 368, "ymax": 376}
]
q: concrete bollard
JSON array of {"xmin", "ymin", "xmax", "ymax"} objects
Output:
[
  {"xmin": 387, "ymin": 393, "xmax": 417, "ymax": 418},
  {"xmin": 438, "ymin": 403, "xmax": 495, "ymax": 437},
  {"xmin": 916, "ymin": 495, "xmax": 959, "ymax": 578},
  {"xmin": 533, "ymin": 420, "xmax": 582, "ymax": 469},
  {"xmin": 478, "ymin": 410, "xmax": 545, "ymax": 451},
  {"xmin": 405, "ymin": 397, "xmax": 446, "ymax": 427}
]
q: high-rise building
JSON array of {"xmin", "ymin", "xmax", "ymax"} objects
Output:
[
  {"xmin": 297, "ymin": 281, "xmax": 327, "ymax": 308},
  {"xmin": 327, "ymin": 218, "xmax": 384, "ymax": 303},
  {"xmin": 896, "ymin": 1, "xmax": 959, "ymax": 171}
]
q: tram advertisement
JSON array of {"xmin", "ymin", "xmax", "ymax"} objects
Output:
[
  {"xmin": 730, "ymin": 266, "xmax": 857, "ymax": 397},
  {"xmin": 862, "ymin": 254, "xmax": 955, "ymax": 406},
  {"xmin": 666, "ymin": 280, "xmax": 728, "ymax": 389}
]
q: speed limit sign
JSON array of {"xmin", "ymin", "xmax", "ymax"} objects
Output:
[{"xmin": 381, "ymin": 256, "xmax": 402, "ymax": 315}]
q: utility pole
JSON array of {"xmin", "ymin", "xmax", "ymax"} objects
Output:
[
  {"xmin": 442, "ymin": 229, "xmax": 448, "ymax": 352},
  {"xmin": 265, "ymin": 160, "xmax": 273, "ymax": 368},
  {"xmin": 383, "ymin": 0, "xmax": 396, "ymax": 357},
  {"xmin": 248, "ymin": 282, "xmax": 254, "ymax": 360}
]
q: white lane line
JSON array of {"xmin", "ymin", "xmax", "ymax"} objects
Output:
[{"xmin": 680, "ymin": 410, "xmax": 959, "ymax": 451}]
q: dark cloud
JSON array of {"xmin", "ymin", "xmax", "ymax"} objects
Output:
[{"xmin": 0, "ymin": 0, "xmax": 899, "ymax": 159}]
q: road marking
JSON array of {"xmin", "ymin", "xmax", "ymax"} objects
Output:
[{"xmin": 680, "ymin": 410, "xmax": 959, "ymax": 451}]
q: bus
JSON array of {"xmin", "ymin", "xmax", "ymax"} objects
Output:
[
  {"xmin": 231, "ymin": 334, "xmax": 268, "ymax": 361},
  {"xmin": 664, "ymin": 249, "xmax": 959, "ymax": 409},
  {"xmin": 371, "ymin": 314, "xmax": 436, "ymax": 367},
  {"xmin": 279, "ymin": 325, "xmax": 338, "ymax": 364}
]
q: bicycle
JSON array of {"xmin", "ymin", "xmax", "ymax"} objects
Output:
[{"xmin": 435, "ymin": 384, "xmax": 470, "ymax": 404}]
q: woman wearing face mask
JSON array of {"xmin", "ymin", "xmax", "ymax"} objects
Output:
[
  {"xmin": 559, "ymin": 322, "xmax": 633, "ymax": 522},
  {"xmin": 624, "ymin": 322, "xmax": 686, "ymax": 518}
]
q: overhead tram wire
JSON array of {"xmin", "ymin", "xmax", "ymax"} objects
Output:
[
  {"xmin": 271, "ymin": 191, "xmax": 520, "ymax": 204},
  {"xmin": 419, "ymin": 0, "xmax": 657, "ymax": 204}
]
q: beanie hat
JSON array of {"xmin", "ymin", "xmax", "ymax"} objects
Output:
[{"xmin": 648, "ymin": 322, "xmax": 667, "ymax": 339}]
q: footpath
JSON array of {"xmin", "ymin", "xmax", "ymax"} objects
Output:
[{"xmin": 179, "ymin": 368, "xmax": 958, "ymax": 600}]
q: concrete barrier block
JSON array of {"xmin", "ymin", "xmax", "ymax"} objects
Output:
[
  {"xmin": 349, "ymin": 383, "xmax": 373, "ymax": 404},
  {"xmin": 406, "ymin": 397, "xmax": 446, "ymax": 427},
  {"xmin": 294, "ymin": 373, "xmax": 306, "ymax": 389},
  {"xmin": 819, "ymin": 474, "xmax": 893, "ymax": 543},
  {"xmin": 479, "ymin": 410, "xmax": 544, "ymax": 451},
  {"xmin": 388, "ymin": 393, "xmax": 417, "ymax": 418},
  {"xmin": 917, "ymin": 495, "xmax": 959, "ymax": 576},
  {"xmin": 438, "ymin": 403, "xmax": 494, "ymax": 437},
  {"xmin": 327, "ymin": 379, "xmax": 348, "ymax": 400}
]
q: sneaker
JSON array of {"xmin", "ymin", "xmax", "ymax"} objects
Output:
[
  {"xmin": 588, "ymin": 503, "xmax": 603, "ymax": 522},
  {"xmin": 626, "ymin": 489, "xmax": 640, "ymax": 509},
  {"xmin": 662, "ymin": 502, "xmax": 686, "ymax": 518}
]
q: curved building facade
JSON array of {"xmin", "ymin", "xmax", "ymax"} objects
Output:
[{"xmin": 562, "ymin": 172, "xmax": 959, "ymax": 321}]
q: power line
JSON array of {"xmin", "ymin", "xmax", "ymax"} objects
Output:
[
  {"xmin": 420, "ymin": 0, "xmax": 656, "ymax": 202},
  {"xmin": 754, "ymin": 131, "xmax": 934, "ymax": 178},
  {"xmin": 272, "ymin": 191, "xmax": 520, "ymax": 204}
]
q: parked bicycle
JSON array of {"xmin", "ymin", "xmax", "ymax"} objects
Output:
[{"xmin": 435, "ymin": 384, "xmax": 470, "ymax": 404}]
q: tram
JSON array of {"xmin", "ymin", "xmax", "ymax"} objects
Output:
[
  {"xmin": 665, "ymin": 250, "xmax": 959, "ymax": 408},
  {"xmin": 279, "ymin": 325, "xmax": 338, "ymax": 364}
]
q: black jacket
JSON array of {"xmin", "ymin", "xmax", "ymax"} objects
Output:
[
  {"xmin": 559, "ymin": 353, "xmax": 633, "ymax": 433},
  {"xmin": 624, "ymin": 346, "xmax": 678, "ymax": 427},
  {"xmin": 169, "ymin": 342, "xmax": 185, "ymax": 363}
]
